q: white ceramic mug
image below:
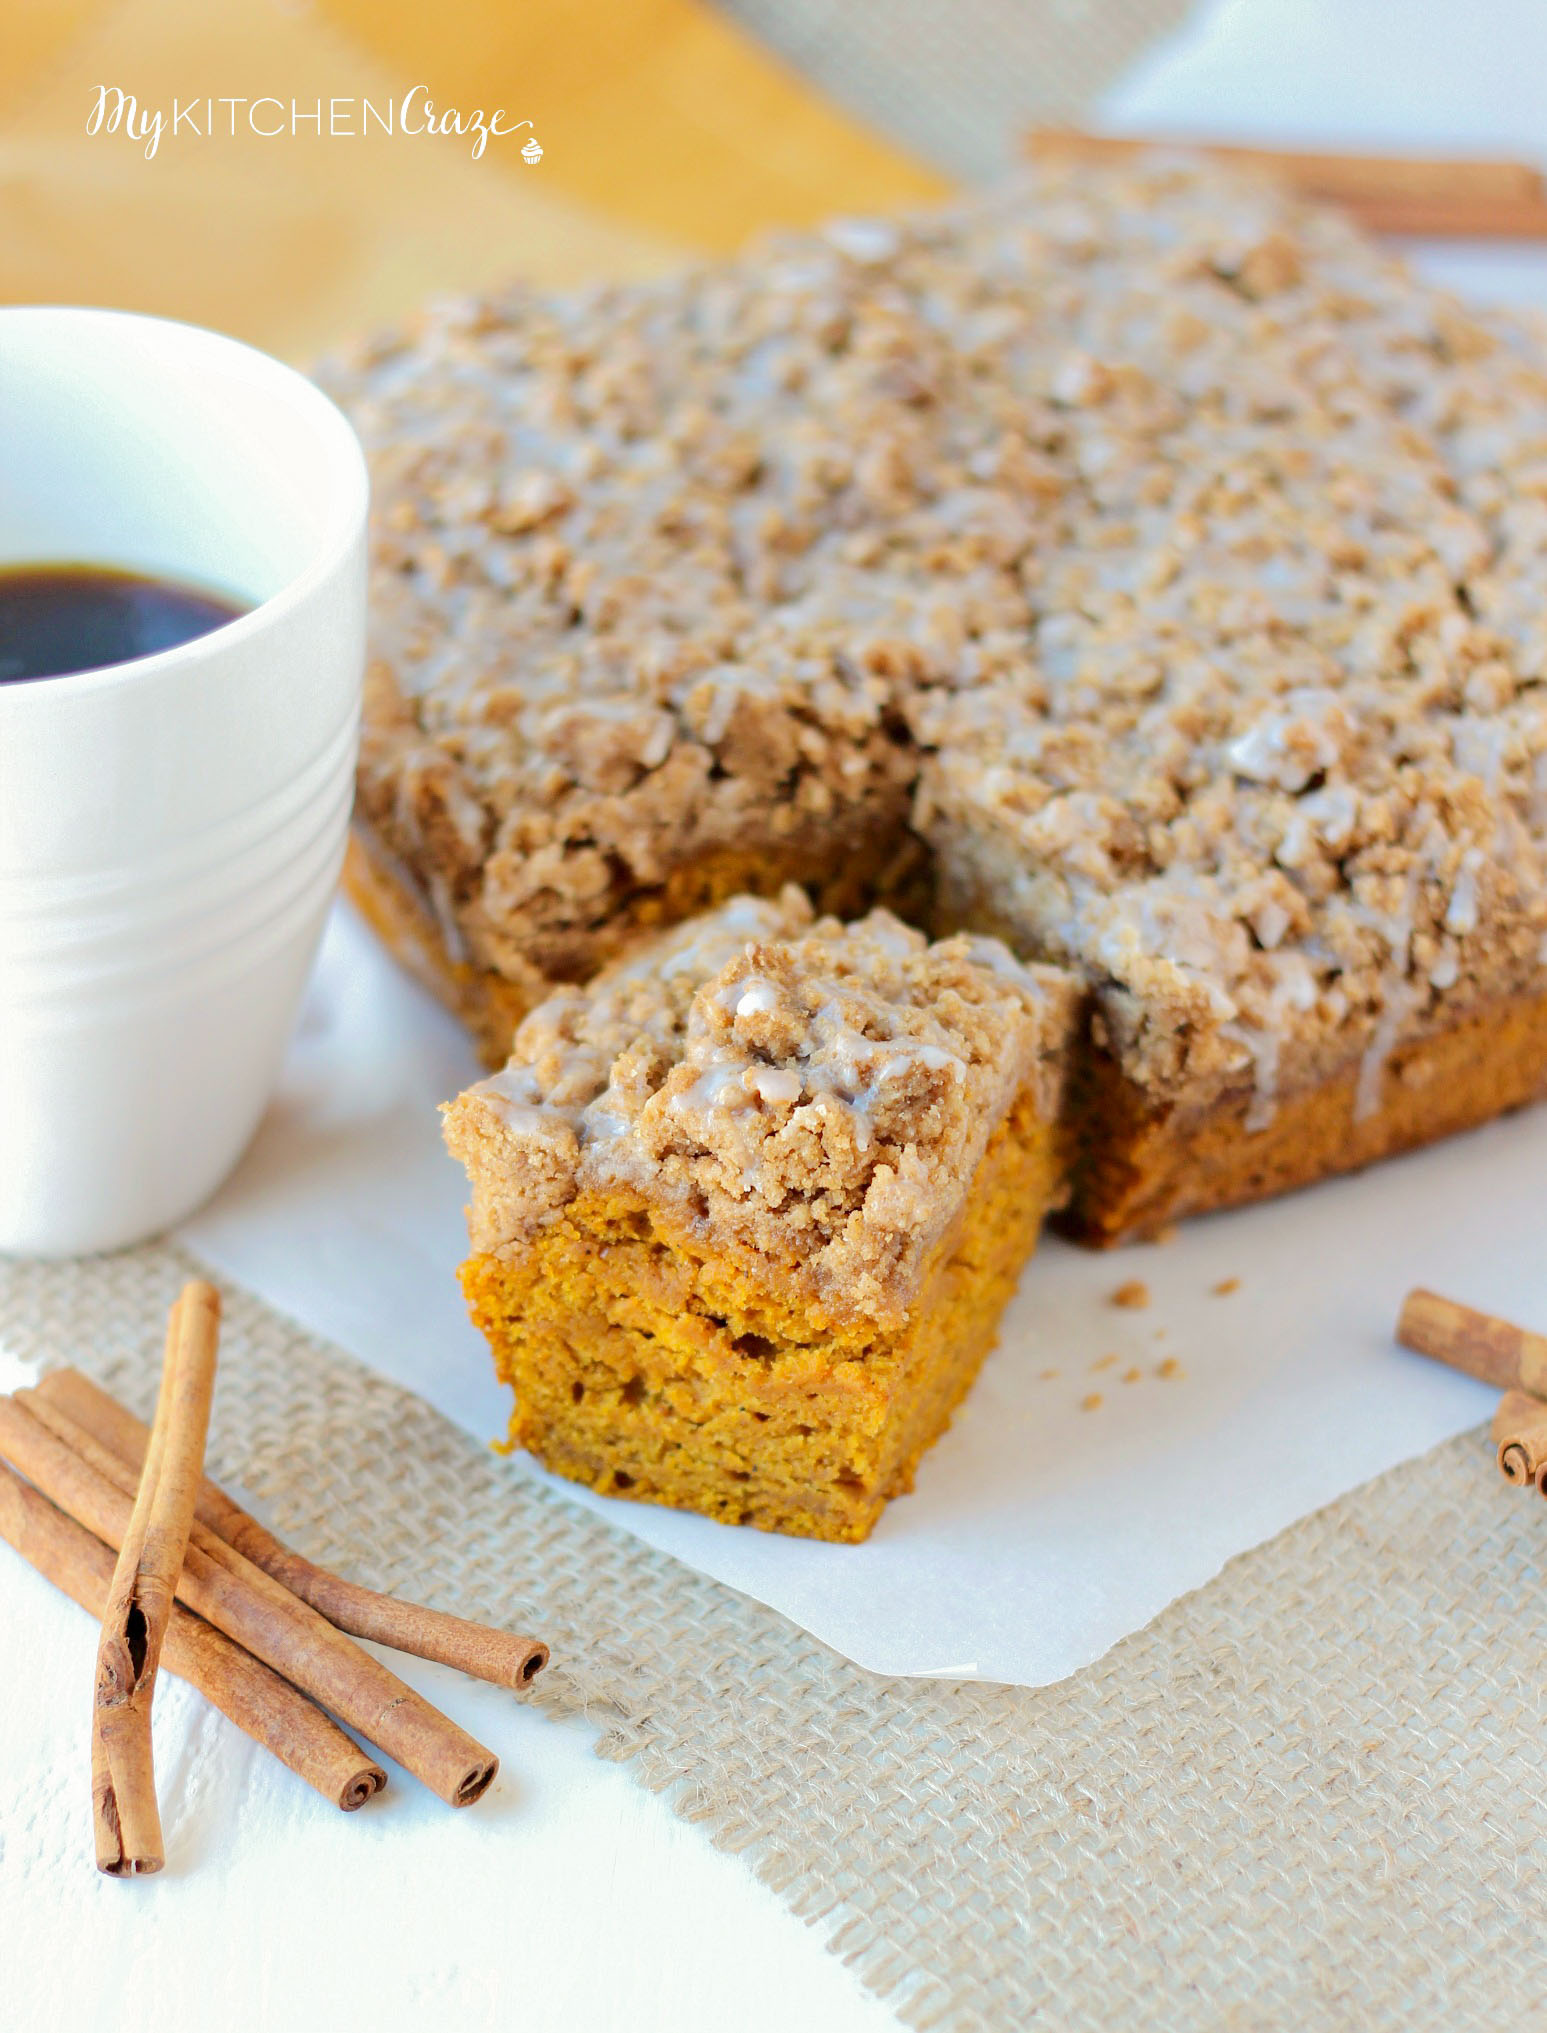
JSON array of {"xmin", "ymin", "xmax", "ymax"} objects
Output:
[{"xmin": 0, "ymin": 308, "xmax": 369, "ymax": 1255}]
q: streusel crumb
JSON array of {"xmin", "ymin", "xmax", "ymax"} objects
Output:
[{"xmin": 444, "ymin": 888, "xmax": 1074, "ymax": 1321}]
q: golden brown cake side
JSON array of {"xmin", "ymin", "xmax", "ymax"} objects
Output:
[
  {"xmin": 1063, "ymin": 985, "xmax": 1547, "ymax": 1245},
  {"xmin": 459, "ymin": 1086, "xmax": 1061, "ymax": 1540},
  {"xmin": 345, "ymin": 829, "xmax": 537, "ymax": 1066},
  {"xmin": 443, "ymin": 892, "xmax": 1076, "ymax": 1538}
]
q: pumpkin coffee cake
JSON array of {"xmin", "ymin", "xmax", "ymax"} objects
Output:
[
  {"xmin": 443, "ymin": 890, "xmax": 1074, "ymax": 1541},
  {"xmin": 338, "ymin": 151, "xmax": 1547, "ymax": 1250}
]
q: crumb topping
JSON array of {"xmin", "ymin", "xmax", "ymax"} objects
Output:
[
  {"xmin": 443, "ymin": 890, "xmax": 1073, "ymax": 1320},
  {"xmin": 333, "ymin": 153, "xmax": 1547, "ymax": 1111}
]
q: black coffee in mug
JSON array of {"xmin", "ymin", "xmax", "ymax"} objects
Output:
[{"xmin": 0, "ymin": 563, "xmax": 248, "ymax": 683}]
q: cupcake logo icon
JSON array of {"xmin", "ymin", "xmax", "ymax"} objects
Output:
[{"xmin": 521, "ymin": 136, "xmax": 543, "ymax": 165}]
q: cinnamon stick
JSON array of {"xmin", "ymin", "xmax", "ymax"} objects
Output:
[
  {"xmin": 1341, "ymin": 196, "xmax": 1547, "ymax": 241},
  {"xmin": 1396, "ymin": 1289, "xmax": 1547, "ymax": 1394},
  {"xmin": 1490, "ymin": 1390, "xmax": 1547, "ymax": 1487},
  {"xmin": 1025, "ymin": 129, "xmax": 1547, "ymax": 239},
  {"xmin": 0, "ymin": 1457, "xmax": 385, "ymax": 1811},
  {"xmin": 0, "ymin": 1394, "xmax": 499, "ymax": 1808},
  {"xmin": 91, "ymin": 1281, "xmax": 220, "ymax": 1875},
  {"xmin": 35, "ymin": 1367, "xmax": 547, "ymax": 1691}
]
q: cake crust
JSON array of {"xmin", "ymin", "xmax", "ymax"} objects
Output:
[{"xmin": 1062, "ymin": 982, "xmax": 1547, "ymax": 1244}]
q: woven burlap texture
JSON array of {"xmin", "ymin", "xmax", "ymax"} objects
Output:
[{"xmin": 3, "ymin": 1239, "xmax": 1541, "ymax": 2030}]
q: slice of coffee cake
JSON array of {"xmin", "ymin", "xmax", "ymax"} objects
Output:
[{"xmin": 444, "ymin": 890, "xmax": 1075, "ymax": 1540}]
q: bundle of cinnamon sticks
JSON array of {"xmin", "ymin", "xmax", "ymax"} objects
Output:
[
  {"xmin": 0, "ymin": 1279, "xmax": 548, "ymax": 1876},
  {"xmin": 1397, "ymin": 1289, "xmax": 1547, "ymax": 1495},
  {"xmin": 1026, "ymin": 130, "xmax": 1547, "ymax": 240}
]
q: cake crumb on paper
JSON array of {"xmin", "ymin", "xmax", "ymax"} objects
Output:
[
  {"xmin": 1110, "ymin": 1280, "xmax": 1150, "ymax": 1310},
  {"xmin": 1091, "ymin": 1353, "xmax": 1119, "ymax": 1373},
  {"xmin": 1039, "ymin": 1367, "xmax": 1061, "ymax": 1382},
  {"xmin": 1156, "ymin": 1358, "xmax": 1185, "ymax": 1381},
  {"xmin": 1080, "ymin": 1392, "xmax": 1104, "ymax": 1413},
  {"xmin": 1122, "ymin": 1366, "xmax": 1143, "ymax": 1384},
  {"xmin": 1212, "ymin": 1277, "xmax": 1241, "ymax": 1297}
]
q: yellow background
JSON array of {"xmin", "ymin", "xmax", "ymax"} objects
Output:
[{"xmin": 0, "ymin": 0, "xmax": 949, "ymax": 357}]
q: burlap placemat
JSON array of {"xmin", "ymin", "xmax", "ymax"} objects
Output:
[{"xmin": 3, "ymin": 1240, "xmax": 1540, "ymax": 2029}]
